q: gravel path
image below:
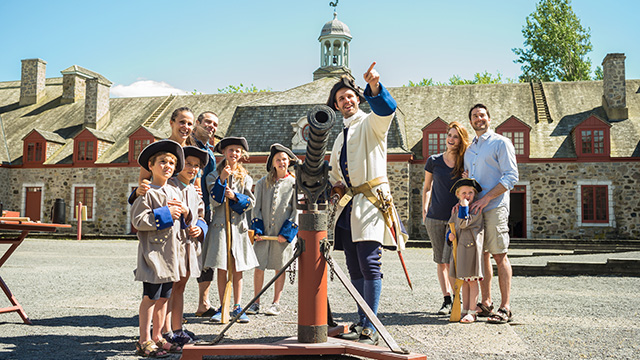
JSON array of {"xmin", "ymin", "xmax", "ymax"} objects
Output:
[{"xmin": 0, "ymin": 239, "xmax": 638, "ymax": 359}]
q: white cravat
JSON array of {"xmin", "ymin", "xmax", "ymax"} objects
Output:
[{"xmin": 343, "ymin": 110, "xmax": 365, "ymax": 128}]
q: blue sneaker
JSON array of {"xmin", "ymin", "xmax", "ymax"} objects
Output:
[
  {"xmin": 209, "ymin": 307, "xmax": 222, "ymax": 323},
  {"xmin": 231, "ymin": 306, "xmax": 249, "ymax": 323}
]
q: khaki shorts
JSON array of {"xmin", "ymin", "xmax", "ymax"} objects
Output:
[
  {"xmin": 424, "ymin": 217, "xmax": 452, "ymax": 264},
  {"xmin": 483, "ymin": 206, "xmax": 510, "ymax": 254}
]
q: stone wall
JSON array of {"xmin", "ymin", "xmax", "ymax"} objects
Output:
[
  {"xmin": 19, "ymin": 59, "xmax": 47, "ymax": 106},
  {"xmin": 62, "ymin": 74, "xmax": 86, "ymax": 104},
  {"xmin": 407, "ymin": 161, "xmax": 640, "ymax": 241},
  {"xmin": 84, "ymin": 79, "xmax": 111, "ymax": 129},
  {"xmin": 2, "ymin": 160, "xmax": 639, "ymax": 240}
]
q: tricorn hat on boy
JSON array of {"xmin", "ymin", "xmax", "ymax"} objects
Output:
[
  {"xmin": 183, "ymin": 146, "xmax": 209, "ymax": 168},
  {"xmin": 213, "ymin": 136, "xmax": 249, "ymax": 154},
  {"xmin": 266, "ymin": 143, "xmax": 299, "ymax": 171},
  {"xmin": 137, "ymin": 139, "xmax": 185, "ymax": 174},
  {"xmin": 450, "ymin": 178, "xmax": 483, "ymax": 195},
  {"xmin": 326, "ymin": 75, "xmax": 366, "ymax": 111}
]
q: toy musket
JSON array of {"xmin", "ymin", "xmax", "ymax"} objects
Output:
[
  {"xmin": 220, "ymin": 174, "xmax": 234, "ymax": 323},
  {"xmin": 448, "ymin": 222, "xmax": 464, "ymax": 322},
  {"xmin": 376, "ymin": 189, "xmax": 412, "ymax": 290}
]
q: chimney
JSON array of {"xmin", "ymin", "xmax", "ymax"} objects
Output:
[
  {"xmin": 61, "ymin": 66, "xmax": 90, "ymax": 104},
  {"xmin": 19, "ymin": 58, "xmax": 47, "ymax": 106},
  {"xmin": 84, "ymin": 77, "xmax": 112, "ymax": 129},
  {"xmin": 602, "ymin": 53, "xmax": 628, "ymax": 120}
]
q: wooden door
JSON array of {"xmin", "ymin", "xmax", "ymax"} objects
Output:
[{"xmin": 25, "ymin": 187, "xmax": 42, "ymax": 221}]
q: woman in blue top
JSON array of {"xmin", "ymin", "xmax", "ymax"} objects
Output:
[{"xmin": 422, "ymin": 121, "xmax": 470, "ymax": 315}]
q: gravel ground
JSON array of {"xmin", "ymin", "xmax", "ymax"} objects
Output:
[{"xmin": 0, "ymin": 239, "xmax": 639, "ymax": 360}]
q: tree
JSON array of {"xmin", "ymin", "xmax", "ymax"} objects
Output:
[
  {"xmin": 405, "ymin": 71, "xmax": 515, "ymax": 87},
  {"xmin": 512, "ymin": 0, "xmax": 593, "ymax": 82},
  {"xmin": 217, "ymin": 83, "xmax": 271, "ymax": 93}
]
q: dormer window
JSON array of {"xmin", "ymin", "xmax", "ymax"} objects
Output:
[
  {"xmin": 77, "ymin": 140, "xmax": 95, "ymax": 161},
  {"xmin": 128, "ymin": 126, "xmax": 162, "ymax": 164},
  {"xmin": 26, "ymin": 141, "xmax": 44, "ymax": 163},
  {"xmin": 22, "ymin": 129, "xmax": 65, "ymax": 167},
  {"xmin": 496, "ymin": 115, "xmax": 531, "ymax": 162},
  {"xmin": 574, "ymin": 115, "xmax": 610, "ymax": 159},
  {"xmin": 421, "ymin": 117, "xmax": 448, "ymax": 158}
]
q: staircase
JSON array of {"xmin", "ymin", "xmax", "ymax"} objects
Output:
[
  {"xmin": 142, "ymin": 94, "xmax": 176, "ymax": 127},
  {"xmin": 531, "ymin": 81, "xmax": 552, "ymax": 123}
]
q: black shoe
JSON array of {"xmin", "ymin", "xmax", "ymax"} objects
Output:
[
  {"xmin": 358, "ymin": 328, "xmax": 379, "ymax": 346},
  {"xmin": 438, "ymin": 301, "xmax": 452, "ymax": 315},
  {"xmin": 337, "ymin": 323, "xmax": 363, "ymax": 341}
]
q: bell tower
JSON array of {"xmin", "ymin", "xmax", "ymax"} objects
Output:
[{"xmin": 313, "ymin": 12, "xmax": 352, "ymax": 81}]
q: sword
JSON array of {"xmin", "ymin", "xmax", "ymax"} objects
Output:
[{"xmin": 376, "ymin": 189, "xmax": 413, "ymax": 290}]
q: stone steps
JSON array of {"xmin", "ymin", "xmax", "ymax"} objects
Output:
[{"xmin": 501, "ymin": 258, "xmax": 640, "ymax": 277}]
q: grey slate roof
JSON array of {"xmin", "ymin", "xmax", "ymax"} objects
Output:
[{"xmin": 22, "ymin": 129, "xmax": 66, "ymax": 144}]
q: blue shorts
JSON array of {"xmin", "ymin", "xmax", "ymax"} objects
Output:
[{"xmin": 143, "ymin": 282, "xmax": 173, "ymax": 300}]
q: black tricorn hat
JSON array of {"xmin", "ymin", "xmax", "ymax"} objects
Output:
[
  {"xmin": 213, "ymin": 136, "xmax": 249, "ymax": 154},
  {"xmin": 326, "ymin": 75, "xmax": 366, "ymax": 111},
  {"xmin": 450, "ymin": 178, "xmax": 483, "ymax": 194},
  {"xmin": 183, "ymin": 146, "xmax": 209, "ymax": 168},
  {"xmin": 137, "ymin": 139, "xmax": 185, "ymax": 174},
  {"xmin": 266, "ymin": 143, "xmax": 299, "ymax": 171}
]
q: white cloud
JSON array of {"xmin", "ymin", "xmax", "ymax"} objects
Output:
[{"xmin": 110, "ymin": 80, "xmax": 186, "ymax": 98}]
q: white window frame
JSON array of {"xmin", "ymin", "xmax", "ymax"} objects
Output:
[{"xmin": 576, "ymin": 180, "xmax": 615, "ymax": 227}]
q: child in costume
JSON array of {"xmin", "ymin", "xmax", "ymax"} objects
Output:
[
  {"xmin": 162, "ymin": 146, "xmax": 209, "ymax": 345},
  {"xmin": 131, "ymin": 139, "xmax": 186, "ymax": 357},
  {"xmin": 201, "ymin": 137, "xmax": 258, "ymax": 323},
  {"xmin": 247, "ymin": 143, "xmax": 299, "ymax": 316},
  {"xmin": 447, "ymin": 178, "xmax": 484, "ymax": 323}
]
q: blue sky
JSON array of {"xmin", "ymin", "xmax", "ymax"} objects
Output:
[{"xmin": 1, "ymin": 0, "xmax": 638, "ymax": 97}]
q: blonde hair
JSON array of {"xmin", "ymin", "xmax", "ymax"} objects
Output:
[
  {"xmin": 217, "ymin": 148, "xmax": 250, "ymax": 187},
  {"xmin": 447, "ymin": 121, "xmax": 470, "ymax": 179}
]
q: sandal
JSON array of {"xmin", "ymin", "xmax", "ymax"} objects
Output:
[
  {"xmin": 195, "ymin": 307, "xmax": 217, "ymax": 317},
  {"xmin": 136, "ymin": 340, "xmax": 169, "ymax": 358},
  {"xmin": 460, "ymin": 311, "xmax": 477, "ymax": 323},
  {"xmin": 156, "ymin": 338, "xmax": 182, "ymax": 353},
  {"xmin": 476, "ymin": 302, "xmax": 494, "ymax": 317},
  {"xmin": 488, "ymin": 307, "xmax": 513, "ymax": 324}
]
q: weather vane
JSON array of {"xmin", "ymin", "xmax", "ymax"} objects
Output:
[{"xmin": 329, "ymin": 0, "xmax": 338, "ymax": 12}]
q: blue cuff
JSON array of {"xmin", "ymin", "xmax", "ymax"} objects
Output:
[
  {"xmin": 196, "ymin": 219, "xmax": 208, "ymax": 237},
  {"xmin": 278, "ymin": 219, "xmax": 298, "ymax": 243},
  {"xmin": 364, "ymin": 82, "xmax": 396, "ymax": 116},
  {"xmin": 446, "ymin": 229, "xmax": 452, "ymax": 246},
  {"xmin": 153, "ymin": 206, "xmax": 173, "ymax": 230},
  {"xmin": 250, "ymin": 218, "xmax": 265, "ymax": 235},
  {"xmin": 211, "ymin": 177, "xmax": 226, "ymax": 203},
  {"xmin": 458, "ymin": 205, "xmax": 469, "ymax": 219},
  {"xmin": 230, "ymin": 192, "xmax": 251, "ymax": 214}
]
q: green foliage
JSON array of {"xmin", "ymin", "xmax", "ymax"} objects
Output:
[
  {"xmin": 217, "ymin": 83, "xmax": 271, "ymax": 93},
  {"xmin": 593, "ymin": 66, "xmax": 603, "ymax": 81},
  {"xmin": 405, "ymin": 71, "xmax": 516, "ymax": 87},
  {"xmin": 512, "ymin": 0, "xmax": 593, "ymax": 82},
  {"xmin": 188, "ymin": 89, "xmax": 202, "ymax": 95}
]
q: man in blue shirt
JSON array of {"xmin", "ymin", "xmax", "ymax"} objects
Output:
[
  {"xmin": 464, "ymin": 104, "xmax": 518, "ymax": 324},
  {"xmin": 191, "ymin": 111, "xmax": 219, "ymax": 318}
]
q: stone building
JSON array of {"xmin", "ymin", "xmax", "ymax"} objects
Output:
[{"xmin": 1, "ymin": 14, "xmax": 639, "ymax": 240}]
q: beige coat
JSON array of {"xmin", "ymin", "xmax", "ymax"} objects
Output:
[
  {"xmin": 168, "ymin": 177, "xmax": 205, "ymax": 278},
  {"xmin": 201, "ymin": 170, "xmax": 259, "ymax": 272},
  {"xmin": 131, "ymin": 184, "xmax": 183, "ymax": 283},
  {"xmin": 448, "ymin": 206, "xmax": 484, "ymax": 280},
  {"xmin": 329, "ymin": 109, "xmax": 406, "ymax": 250}
]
